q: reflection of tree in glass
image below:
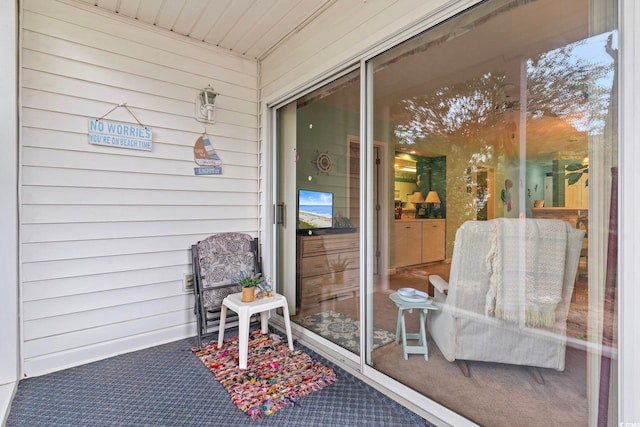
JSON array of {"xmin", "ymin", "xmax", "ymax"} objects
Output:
[
  {"xmin": 393, "ymin": 33, "xmax": 615, "ymax": 222},
  {"xmin": 394, "ymin": 33, "xmax": 615, "ymax": 145},
  {"xmin": 394, "ymin": 73, "xmax": 507, "ymax": 144},
  {"xmin": 526, "ymin": 33, "xmax": 616, "ymax": 136}
]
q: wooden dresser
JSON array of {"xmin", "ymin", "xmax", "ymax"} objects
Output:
[{"xmin": 297, "ymin": 232, "xmax": 359, "ymax": 309}]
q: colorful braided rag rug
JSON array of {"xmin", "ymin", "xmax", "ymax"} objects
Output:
[{"xmin": 192, "ymin": 331, "xmax": 338, "ymax": 420}]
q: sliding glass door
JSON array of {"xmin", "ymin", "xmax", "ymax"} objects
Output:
[
  {"xmin": 274, "ymin": 0, "xmax": 618, "ymax": 425},
  {"xmin": 368, "ymin": 0, "xmax": 618, "ymax": 425}
]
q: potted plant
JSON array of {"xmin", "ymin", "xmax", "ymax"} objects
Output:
[{"xmin": 235, "ymin": 271, "xmax": 263, "ymax": 302}]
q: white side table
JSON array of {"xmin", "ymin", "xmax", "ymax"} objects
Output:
[
  {"xmin": 389, "ymin": 292, "xmax": 438, "ymax": 360},
  {"xmin": 217, "ymin": 292, "xmax": 294, "ymax": 369}
]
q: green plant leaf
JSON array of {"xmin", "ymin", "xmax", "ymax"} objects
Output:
[
  {"xmin": 234, "ymin": 271, "xmax": 263, "ymax": 288},
  {"xmin": 566, "ymin": 163, "xmax": 586, "ymax": 172},
  {"xmin": 565, "ymin": 172, "xmax": 583, "ymax": 185}
]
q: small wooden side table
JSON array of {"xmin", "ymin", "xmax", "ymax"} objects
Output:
[
  {"xmin": 218, "ymin": 292, "xmax": 294, "ymax": 369},
  {"xmin": 389, "ymin": 292, "xmax": 438, "ymax": 360}
]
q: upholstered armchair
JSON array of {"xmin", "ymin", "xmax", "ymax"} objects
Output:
[{"xmin": 428, "ymin": 218, "xmax": 583, "ymax": 380}]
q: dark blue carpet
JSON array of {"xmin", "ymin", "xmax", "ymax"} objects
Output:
[{"xmin": 7, "ymin": 329, "xmax": 432, "ymax": 426}]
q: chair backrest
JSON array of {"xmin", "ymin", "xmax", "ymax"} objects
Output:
[
  {"xmin": 192, "ymin": 232, "xmax": 260, "ymax": 309},
  {"xmin": 446, "ymin": 218, "xmax": 583, "ymax": 329},
  {"xmin": 445, "ymin": 220, "xmax": 495, "ymax": 315}
]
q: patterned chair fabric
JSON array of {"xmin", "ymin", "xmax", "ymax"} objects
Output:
[
  {"xmin": 192, "ymin": 232, "xmax": 260, "ymax": 346},
  {"xmin": 197, "ymin": 233, "xmax": 256, "ymax": 309}
]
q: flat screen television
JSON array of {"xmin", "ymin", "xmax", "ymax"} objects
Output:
[{"xmin": 297, "ymin": 189, "xmax": 333, "ymax": 230}]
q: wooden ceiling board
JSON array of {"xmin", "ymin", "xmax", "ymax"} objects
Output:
[
  {"xmin": 248, "ymin": 0, "xmax": 334, "ymax": 60},
  {"xmin": 187, "ymin": 0, "xmax": 230, "ymax": 41},
  {"xmin": 221, "ymin": 0, "xmax": 279, "ymax": 54},
  {"xmin": 154, "ymin": 0, "xmax": 187, "ymax": 30},
  {"xmin": 67, "ymin": 0, "xmax": 336, "ymax": 60},
  {"xmin": 115, "ymin": 0, "xmax": 140, "ymax": 19},
  {"xmin": 135, "ymin": 0, "xmax": 162, "ymax": 24},
  {"xmin": 170, "ymin": 0, "xmax": 211, "ymax": 36},
  {"xmin": 202, "ymin": 1, "xmax": 255, "ymax": 48},
  {"xmin": 96, "ymin": 0, "xmax": 118, "ymax": 11}
]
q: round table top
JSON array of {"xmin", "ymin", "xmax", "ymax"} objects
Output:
[{"xmin": 389, "ymin": 292, "xmax": 438, "ymax": 310}]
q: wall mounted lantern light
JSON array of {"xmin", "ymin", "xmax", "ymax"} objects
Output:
[{"xmin": 197, "ymin": 85, "xmax": 219, "ymax": 122}]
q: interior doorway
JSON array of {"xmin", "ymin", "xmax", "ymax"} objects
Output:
[
  {"xmin": 473, "ymin": 166, "xmax": 495, "ymax": 220},
  {"xmin": 348, "ymin": 136, "xmax": 387, "ymax": 278},
  {"xmin": 544, "ymin": 174, "xmax": 553, "ymax": 207}
]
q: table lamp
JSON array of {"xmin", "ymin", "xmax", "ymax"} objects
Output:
[
  {"xmin": 410, "ymin": 191, "xmax": 424, "ymax": 218},
  {"xmin": 425, "ymin": 191, "xmax": 441, "ymax": 218}
]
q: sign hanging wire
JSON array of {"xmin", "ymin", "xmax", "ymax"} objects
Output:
[{"xmin": 96, "ymin": 103, "xmax": 148, "ymax": 129}]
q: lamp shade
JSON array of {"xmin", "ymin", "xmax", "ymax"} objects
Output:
[
  {"xmin": 425, "ymin": 191, "xmax": 441, "ymax": 204},
  {"xmin": 410, "ymin": 191, "xmax": 424, "ymax": 204}
]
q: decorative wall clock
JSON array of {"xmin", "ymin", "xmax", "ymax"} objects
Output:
[{"xmin": 315, "ymin": 150, "xmax": 333, "ymax": 174}]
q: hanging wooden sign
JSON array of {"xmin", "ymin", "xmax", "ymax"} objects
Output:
[
  {"xmin": 89, "ymin": 119, "xmax": 152, "ymax": 151},
  {"xmin": 88, "ymin": 103, "xmax": 152, "ymax": 151},
  {"xmin": 193, "ymin": 134, "xmax": 222, "ymax": 175}
]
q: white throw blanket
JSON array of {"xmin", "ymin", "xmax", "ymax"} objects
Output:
[{"xmin": 485, "ymin": 218, "xmax": 567, "ymax": 328}]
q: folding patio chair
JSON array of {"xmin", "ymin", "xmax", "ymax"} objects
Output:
[{"xmin": 191, "ymin": 232, "xmax": 261, "ymax": 347}]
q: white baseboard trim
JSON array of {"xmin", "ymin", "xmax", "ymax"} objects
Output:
[{"xmin": 0, "ymin": 381, "xmax": 17, "ymax": 425}]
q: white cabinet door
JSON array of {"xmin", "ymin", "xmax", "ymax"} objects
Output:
[
  {"xmin": 422, "ymin": 220, "xmax": 445, "ymax": 263},
  {"xmin": 394, "ymin": 221, "xmax": 422, "ymax": 267}
]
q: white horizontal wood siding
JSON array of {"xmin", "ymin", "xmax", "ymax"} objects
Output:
[{"xmin": 21, "ymin": 0, "xmax": 258, "ymax": 376}]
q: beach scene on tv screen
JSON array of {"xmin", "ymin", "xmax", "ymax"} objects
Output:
[{"xmin": 298, "ymin": 190, "xmax": 333, "ymax": 229}]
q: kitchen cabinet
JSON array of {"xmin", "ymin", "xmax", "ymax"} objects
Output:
[{"xmin": 394, "ymin": 219, "xmax": 445, "ymax": 268}]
